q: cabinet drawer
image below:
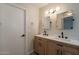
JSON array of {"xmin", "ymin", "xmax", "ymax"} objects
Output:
[{"xmin": 62, "ymin": 46, "xmax": 79, "ymax": 55}]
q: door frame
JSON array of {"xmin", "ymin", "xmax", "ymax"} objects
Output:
[{"xmin": 5, "ymin": 4, "xmax": 26, "ymax": 55}]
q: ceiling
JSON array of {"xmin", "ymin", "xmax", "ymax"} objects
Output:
[{"xmin": 15, "ymin": 3, "xmax": 48, "ymax": 8}]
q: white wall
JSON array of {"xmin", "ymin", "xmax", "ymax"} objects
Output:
[{"xmin": 39, "ymin": 3, "xmax": 79, "ymax": 41}]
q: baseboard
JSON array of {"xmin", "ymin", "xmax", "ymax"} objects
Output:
[
  {"xmin": 0, "ymin": 50, "xmax": 34, "ymax": 55},
  {"xmin": 25, "ymin": 50, "xmax": 33, "ymax": 55},
  {"xmin": 0, "ymin": 52, "xmax": 10, "ymax": 55}
]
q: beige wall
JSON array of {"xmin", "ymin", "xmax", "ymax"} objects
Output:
[{"xmin": 25, "ymin": 6, "xmax": 39, "ymax": 54}]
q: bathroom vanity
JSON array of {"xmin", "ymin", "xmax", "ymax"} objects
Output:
[{"xmin": 33, "ymin": 35, "xmax": 79, "ymax": 55}]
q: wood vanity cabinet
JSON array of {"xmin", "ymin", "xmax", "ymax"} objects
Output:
[
  {"xmin": 33, "ymin": 36, "xmax": 46, "ymax": 54},
  {"xmin": 33, "ymin": 36, "xmax": 79, "ymax": 55},
  {"xmin": 46, "ymin": 40, "xmax": 61, "ymax": 55},
  {"xmin": 33, "ymin": 36, "xmax": 61, "ymax": 55}
]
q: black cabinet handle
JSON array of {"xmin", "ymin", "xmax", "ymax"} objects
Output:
[
  {"xmin": 57, "ymin": 44, "xmax": 63, "ymax": 47},
  {"xmin": 57, "ymin": 49, "xmax": 63, "ymax": 55},
  {"xmin": 61, "ymin": 50, "xmax": 62, "ymax": 55},
  {"xmin": 21, "ymin": 34, "xmax": 25, "ymax": 37},
  {"xmin": 38, "ymin": 39, "xmax": 42, "ymax": 41},
  {"xmin": 57, "ymin": 49, "xmax": 59, "ymax": 55}
]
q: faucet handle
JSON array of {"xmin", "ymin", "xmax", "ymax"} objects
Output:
[
  {"xmin": 58, "ymin": 36, "xmax": 61, "ymax": 38},
  {"xmin": 65, "ymin": 37, "xmax": 68, "ymax": 39},
  {"xmin": 46, "ymin": 34, "xmax": 48, "ymax": 36}
]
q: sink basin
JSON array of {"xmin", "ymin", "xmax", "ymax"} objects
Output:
[
  {"xmin": 58, "ymin": 38, "xmax": 71, "ymax": 41},
  {"xmin": 35, "ymin": 34, "xmax": 79, "ymax": 46},
  {"xmin": 36, "ymin": 34, "xmax": 71, "ymax": 41}
]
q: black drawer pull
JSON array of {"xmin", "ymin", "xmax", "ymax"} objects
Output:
[
  {"xmin": 57, "ymin": 44, "xmax": 63, "ymax": 47},
  {"xmin": 38, "ymin": 39, "xmax": 42, "ymax": 40}
]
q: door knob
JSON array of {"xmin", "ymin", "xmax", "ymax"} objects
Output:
[{"xmin": 21, "ymin": 34, "xmax": 25, "ymax": 37}]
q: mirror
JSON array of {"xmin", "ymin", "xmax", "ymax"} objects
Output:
[
  {"xmin": 43, "ymin": 7, "xmax": 74, "ymax": 31},
  {"xmin": 63, "ymin": 16, "xmax": 74, "ymax": 29},
  {"xmin": 56, "ymin": 11, "xmax": 74, "ymax": 30},
  {"xmin": 43, "ymin": 16, "xmax": 51, "ymax": 30}
]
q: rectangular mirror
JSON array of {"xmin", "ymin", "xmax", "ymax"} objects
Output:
[
  {"xmin": 63, "ymin": 16, "xmax": 74, "ymax": 29},
  {"xmin": 56, "ymin": 11, "xmax": 74, "ymax": 30},
  {"xmin": 43, "ymin": 16, "xmax": 50, "ymax": 30}
]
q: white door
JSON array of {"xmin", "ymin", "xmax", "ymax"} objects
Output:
[{"xmin": 0, "ymin": 4, "xmax": 25, "ymax": 55}]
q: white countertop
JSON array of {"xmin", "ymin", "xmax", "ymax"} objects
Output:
[{"xmin": 35, "ymin": 35, "xmax": 79, "ymax": 47}]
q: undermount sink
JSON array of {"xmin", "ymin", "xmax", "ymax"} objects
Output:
[
  {"xmin": 35, "ymin": 34, "xmax": 79, "ymax": 46},
  {"xmin": 36, "ymin": 34, "xmax": 71, "ymax": 41},
  {"xmin": 58, "ymin": 38, "xmax": 71, "ymax": 41}
]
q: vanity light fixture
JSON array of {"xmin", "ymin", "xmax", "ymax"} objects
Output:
[{"xmin": 45, "ymin": 6, "xmax": 61, "ymax": 15}]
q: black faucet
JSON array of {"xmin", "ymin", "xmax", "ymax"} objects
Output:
[
  {"xmin": 43, "ymin": 30, "xmax": 48, "ymax": 36},
  {"xmin": 61, "ymin": 32, "xmax": 64, "ymax": 38},
  {"xmin": 58, "ymin": 32, "xmax": 68, "ymax": 39}
]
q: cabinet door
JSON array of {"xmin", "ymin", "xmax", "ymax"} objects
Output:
[
  {"xmin": 46, "ymin": 40, "xmax": 59, "ymax": 55},
  {"xmin": 33, "ymin": 37, "xmax": 46, "ymax": 55},
  {"xmin": 33, "ymin": 37, "xmax": 39, "ymax": 54},
  {"xmin": 62, "ymin": 46, "xmax": 79, "ymax": 55}
]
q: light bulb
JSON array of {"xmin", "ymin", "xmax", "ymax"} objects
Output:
[
  {"xmin": 67, "ymin": 12, "xmax": 72, "ymax": 16},
  {"xmin": 49, "ymin": 9, "xmax": 54, "ymax": 13},
  {"xmin": 56, "ymin": 7, "xmax": 60, "ymax": 11}
]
